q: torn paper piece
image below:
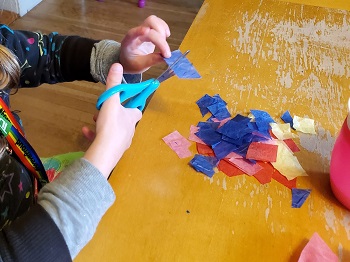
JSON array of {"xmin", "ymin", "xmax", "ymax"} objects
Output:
[
  {"xmin": 227, "ymin": 157, "xmax": 263, "ymax": 176},
  {"xmin": 199, "ymin": 94, "xmax": 230, "ymax": 120},
  {"xmin": 298, "ymin": 233, "xmax": 338, "ymax": 262},
  {"xmin": 195, "ymin": 94, "xmax": 231, "ymax": 120},
  {"xmin": 250, "ymin": 110, "xmax": 275, "ymax": 124},
  {"xmin": 207, "ymin": 102, "xmax": 231, "ymax": 120},
  {"xmin": 283, "ymin": 138, "xmax": 300, "ymax": 153},
  {"xmin": 269, "ymin": 129, "xmax": 277, "ymax": 139},
  {"xmin": 293, "ymin": 116, "xmax": 316, "ymax": 134},
  {"xmin": 253, "ymin": 162, "xmax": 273, "ymax": 184},
  {"xmin": 218, "ymin": 159, "xmax": 244, "ymax": 177},
  {"xmin": 281, "ymin": 110, "xmax": 294, "ymax": 129},
  {"xmin": 189, "ymin": 154, "xmax": 218, "ymax": 177},
  {"xmin": 164, "ymin": 49, "xmax": 201, "ymax": 79},
  {"xmin": 246, "ymin": 142, "xmax": 278, "ymax": 162},
  {"xmin": 225, "ymin": 151, "xmax": 243, "ymax": 159},
  {"xmin": 195, "ymin": 123, "xmax": 221, "ymax": 146},
  {"xmin": 211, "ymin": 117, "xmax": 231, "ymax": 127},
  {"xmin": 271, "ymin": 141, "xmax": 308, "ymax": 180},
  {"xmin": 250, "ymin": 109, "xmax": 275, "ymax": 133},
  {"xmin": 232, "ymin": 114, "xmax": 252, "ymax": 124},
  {"xmin": 270, "ymin": 123, "xmax": 297, "ymax": 140},
  {"xmin": 189, "ymin": 125, "xmax": 206, "ymax": 144},
  {"xmin": 196, "ymin": 143, "xmax": 215, "ymax": 156},
  {"xmin": 292, "ymin": 188, "xmax": 311, "ymax": 208},
  {"xmin": 272, "ymin": 169, "xmax": 297, "ymax": 189},
  {"xmin": 196, "ymin": 94, "xmax": 212, "ymax": 116},
  {"xmin": 162, "ymin": 131, "xmax": 192, "ymax": 158},
  {"xmin": 217, "ymin": 119, "xmax": 252, "ymax": 140},
  {"xmin": 212, "ymin": 140, "xmax": 239, "ymax": 160}
]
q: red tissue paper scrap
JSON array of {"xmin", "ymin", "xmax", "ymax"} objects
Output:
[{"xmin": 246, "ymin": 142, "xmax": 278, "ymax": 162}]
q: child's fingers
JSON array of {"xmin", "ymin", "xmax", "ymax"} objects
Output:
[
  {"xmin": 122, "ymin": 26, "xmax": 171, "ymax": 58},
  {"xmin": 142, "ymin": 15, "xmax": 171, "ymax": 38},
  {"xmin": 138, "ymin": 29, "xmax": 171, "ymax": 58},
  {"xmin": 82, "ymin": 126, "xmax": 96, "ymax": 141},
  {"xmin": 92, "ymin": 113, "xmax": 98, "ymax": 122}
]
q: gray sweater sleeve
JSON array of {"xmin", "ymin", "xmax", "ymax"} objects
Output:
[
  {"xmin": 37, "ymin": 158, "xmax": 115, "ymax": 259},
  {"xmin": 90, "ymin": 40, "xmax": 121, "ymax": 84},
  {"xmin": 90, "ymin": 40, "xmax": 142, "ymax": 85}
]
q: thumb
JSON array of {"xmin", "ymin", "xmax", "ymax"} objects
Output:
[{"xmin": 106, "ymin": 63, "xmax": 124, "ymax": 90}]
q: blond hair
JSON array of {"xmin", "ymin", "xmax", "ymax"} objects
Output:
[{"xmin": 0, "ymin": 45, "xmax": 20, "ymax": 91}]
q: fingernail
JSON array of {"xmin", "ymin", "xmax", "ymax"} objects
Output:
[{"xmin": 112, "ymin": 64, "xmax": 123, "ymax": 72}]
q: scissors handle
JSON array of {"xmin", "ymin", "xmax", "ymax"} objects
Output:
[{"xmin": 96, "ymin": 78, "xmax": 160, "ymax": 111}]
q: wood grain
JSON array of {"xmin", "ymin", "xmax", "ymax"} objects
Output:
[{"xmin": 0, "ymin": 10, "xmax": 19, "ymax": 24}]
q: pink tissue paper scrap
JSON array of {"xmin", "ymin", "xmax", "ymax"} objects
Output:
[
  {"xmin": 188, "ymin": 125, "xmax": 206, "ymax": 144},
  {"xmin": 298, "ymin": 232, "xmax": 338, "ymax": 262},
  {"xmin": 163, "ymin": 130, "xmax": 192, "ymax": 159},
  {"xmin": 228, "ymin": 157, "xmax": 263, "ymax": 176}
]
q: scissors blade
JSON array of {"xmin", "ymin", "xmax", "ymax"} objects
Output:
[{"xmin": 156, "ymin": 50, "xmax": 190, "ymax": 83}]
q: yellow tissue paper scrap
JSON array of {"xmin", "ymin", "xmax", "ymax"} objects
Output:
[
  {"xmin": 271, "ymin": 141, "xmax": 308, "ymax": 180},
  {"xmin": 270, "ymin": 123, "xmax": 297, "ymax": 140},
  {"xmin": 293, "ymin": 116, "xmax": 316, "ymax": 134}
]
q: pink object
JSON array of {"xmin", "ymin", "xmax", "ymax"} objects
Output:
[
  {"xmin": 211, "ymin": 117, "xmax": 230, "ymax": 127},
  {"xmin": 283, "ymin": 138, "xmax": 300, "ymax": 152},
  {"xmin": 227, "ymin": 157, "xmax": 263, "ymax": 176},
  {"xmin": 138, "ymin": 0, "xmax": 146, "ymax": 8},
  {"xmin": 246, "ymin": 142, "xmax": 278, "ymax": 162},
  {"xmin": 298, "ymin": 232, "xmax": 338, "ymax": 262},
  {"xmin": 163, "ymin": 130, "xmax": 192, "ymax": 159},
  {"xmin": 188, "ymin": 125, "xmax": 205, "ymax": 144},
  {"xmin": 330, "ymin": 99, "xmax": 350, "ymax": 210},
  {"xmin": 27, "ymin": 38, "xmax": 35, "ymax": 44}
]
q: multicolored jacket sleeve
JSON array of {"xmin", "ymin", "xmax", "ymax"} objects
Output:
[{"xmin": 0, "ymin": 24, "xmax": 98, "ymax": 87}]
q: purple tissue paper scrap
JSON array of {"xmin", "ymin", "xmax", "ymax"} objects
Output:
[
  {"xmin": 281, "ymin": 110, "xmax": 294, "ymax": 129},
  {"xmin": 292, "ymin": 188, "xmax": 311, "ymax": 208},
  {"xmin": 189, "ymin": 154, "xmax": 218, "ymax": 177},
  {"xmin": 164, "ymin": 50, "xmax": 201, "ymax": 79},
  {"xmin": 196, "ymin": 94, "xmax": 230, "ymax": 120}
]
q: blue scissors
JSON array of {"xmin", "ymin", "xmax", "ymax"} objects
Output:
[{"xmin": 96, "ymin": 50, "xmax": 190, "ymax": 111}]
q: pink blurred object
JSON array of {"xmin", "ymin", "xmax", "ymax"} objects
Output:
[
  {"xmin": 138, "ymin": 0, "xmax": 146, "ymax": 8},
  {"xmin": 298, "ymin": 233, "xmax": 337, "ymax": 262},
  {"xmin": 330, "ymin": 99, "xmax": 350, "ymax": 210}
]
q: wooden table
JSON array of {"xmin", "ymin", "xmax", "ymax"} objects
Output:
[{"xmin": 76, "ymin": 0, "xmax": 350, "ymax": 261}]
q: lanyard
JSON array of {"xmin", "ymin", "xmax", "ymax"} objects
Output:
[{"xmin": 0, "ymin": 98, "xmax": 49, "ymax": 188}]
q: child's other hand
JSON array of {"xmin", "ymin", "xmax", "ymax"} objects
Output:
[
  {"xmin": 119, "ymin": 15, "xmax": 171, "ymax": 74},
  {"xmin": 83, "ymin": 63, "xmax": 142, "ymax": 178}
]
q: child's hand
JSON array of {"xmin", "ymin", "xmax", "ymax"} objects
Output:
[
  {"xmin": 119, "ymin": 15, "xmax": 171, "ymax": 74},
  {"xmin": 83, "ymin": 63, "xmax": 142, "ymax": 178}
]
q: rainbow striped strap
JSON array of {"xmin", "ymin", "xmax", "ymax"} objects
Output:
[{"xmin": 0, "ymin": 98, "xmax": 49, "ymax": 188}]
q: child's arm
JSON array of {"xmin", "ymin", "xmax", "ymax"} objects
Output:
[
  {"xmin": 0, "ymin": 15, "xmax": 170, "ymax": 88},
  {"xmin": 0, "ymin": 204, "xmax": 72, "ymax": 261},
  {"xmin": 41, "ymin": 63, "xmax": 141, "ymax": 259},
  {"xmin": 0, "ymin": 63, "xmax": 141, "ymax": 261},
  {"xmin": 0, "ymin": 158, "xmax": 115, "ymax": 261}
]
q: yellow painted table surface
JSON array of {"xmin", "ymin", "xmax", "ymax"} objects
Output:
[{"xmin": 76, "ymin": 0, "xmax": 350, "ymax": 261}]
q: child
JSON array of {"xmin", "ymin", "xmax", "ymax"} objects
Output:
[{"xmin": 0, "ymin": 15, "xmax": 170, "ymax": 261}]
